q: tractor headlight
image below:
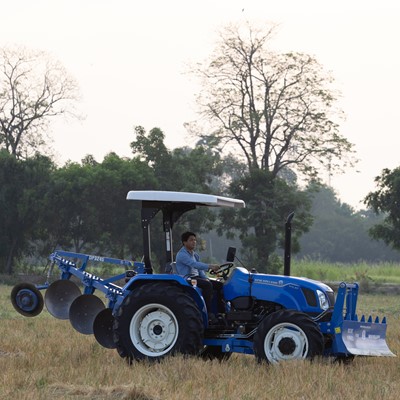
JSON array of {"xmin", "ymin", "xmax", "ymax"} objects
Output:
[{"xmin": 317, "ymin": 290, "xmax": 329, "ymax": 310}]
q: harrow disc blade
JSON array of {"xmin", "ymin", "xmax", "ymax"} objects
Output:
[
  {"xmin": 342, "ymin": 320, "xmax": 396, "ymax": 357},
  {"xmin": 93, "ymin": 308, "xmax": 116, "ymax": 349},
  {"xmin": 69, "ymin": 294, "xmax": 105, "ymax": 335},
  {"xmin": 45, "ymin": 280, "xmax": 81, "ymax": 319}
]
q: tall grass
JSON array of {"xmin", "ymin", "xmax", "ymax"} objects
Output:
[
  {"xmin": 292, "ymin": 260, "xmax": 400, "ymax": 285},
  {"xmin": 1, "ymin": 282, "xmax": 399, "ymax": 400}
]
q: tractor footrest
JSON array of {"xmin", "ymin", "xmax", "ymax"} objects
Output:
[{"xmin": 226, "ymin": 310, "xmax": 253, "ymax": 321}]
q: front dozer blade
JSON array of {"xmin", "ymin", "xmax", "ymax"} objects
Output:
[{"xmin": 341, "ymin": 319, "xmax": 395, "ymax": 357}]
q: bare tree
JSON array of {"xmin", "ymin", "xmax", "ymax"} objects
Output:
[
  {"xmin": 189, "ymin": 23, "xmax": 357, "ymax": 271},
  {"xmin": 191, "ymin": 23, "xmax": 356, "ymax": 179},
  {"xmin": 0, "ymin": 46, "xmax": 80, "ymax": 159}
]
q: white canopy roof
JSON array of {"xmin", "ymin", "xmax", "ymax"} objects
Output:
[{"xmin": 126, "ymin": 190, "xmax": 245, "ymax": 208}]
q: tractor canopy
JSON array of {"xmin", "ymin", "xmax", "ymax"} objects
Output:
[{"xmin": 126, "ymin": 191, "xmax": 245, "ymax": 273}]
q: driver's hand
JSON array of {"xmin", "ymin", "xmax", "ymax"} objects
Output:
[{"xmin": 209, "ymin": 264, "xmax": 220, "ymax": 272}]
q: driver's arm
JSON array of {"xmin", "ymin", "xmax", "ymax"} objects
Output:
[{"xmin": 176, "ymin": 250, "xmax": 216, "ymax": 274}]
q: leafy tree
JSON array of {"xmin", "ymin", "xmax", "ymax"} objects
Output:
[
  {"xmin": 130, "ymin": 126, "xmax": 169, "ymax": 167},
  {"xmin": 130, "ymin": 125, "xmax": 223, "ymax": 207},
  {"xmin": 43, "ymin": 161, "xmax": 102, "ymax": 254},
  {"xmin": 0, "ymin": 46, "xmax": 79, "ymax": 159},
  {"xmin": 218, "ymin": 169, "xmax": 313, "ymax": 272},
  {"xmin": 364, "ymin": 167, "xmax": 400, "ymax": 251},
  {"xmin": 43, "ymin": 153, "xmax": 157, "ymax": 259},
  {"xmin": 0, "ymin": 150, "xmax": 54, "ymax": 273},
  {"xmin": 90, "ymin": 152, "xmax": 158, "ymax": 259},
  {"xmin": 190, "ymin": 23, "xmax": 355, "ymax": 267},
  {"xmin": 130, "ymin": 126, "xmax": 225, "ymax": 265},
  {"xmin": 131, "ymin": 126, "xmax": 223, "ymax": 193}
]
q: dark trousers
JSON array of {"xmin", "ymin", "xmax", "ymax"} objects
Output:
[{"xmin": 196, "ymin": 277, "xmax": 224, "ymax": 313}]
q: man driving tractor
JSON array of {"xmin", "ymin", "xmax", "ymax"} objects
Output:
[{"xmin": 175, "ymin": 231, "xmax": 222, "ymax": 322}]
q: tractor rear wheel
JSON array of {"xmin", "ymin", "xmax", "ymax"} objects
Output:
[
  {"xmin": 254, "ymin": 310, "xmax": 324, "ymax": 364},
  {"xmin": 113, "ymin": 282, "xmax": 204, "ymax": 362}
]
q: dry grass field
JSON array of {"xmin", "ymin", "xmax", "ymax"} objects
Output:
[{"xmin": 1, "ymin": 283, "xmax": 399, "ymax": 400}]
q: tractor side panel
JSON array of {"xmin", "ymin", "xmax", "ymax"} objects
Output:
[
  {"xmin": 223, "ymin": 267, "xmax": 251, "ymax": 301},
  {"xmin": 224, "ymin": 268, "xmax": 324, "ymax": 313},
  {"xmin": 251, "ymin": 282, "xmax": 303, "ymax": 310},
  {"xmin": 250, "ymin": 275, "xmax": 329, "ymax": 314}
]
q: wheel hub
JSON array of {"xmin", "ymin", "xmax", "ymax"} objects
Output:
[
  {"xmin": 264, "ymin": 324, "xmax": 308, "ymax": 362},
  {"xmin": 278, "ymin": 337, "xmax": 296, "ymax": 355},
  {"xmin": 130, "ymin": 305, "xmax": 179, "ymax": 356},
  {"xmin": 153, "ymin": 324, "xmax": 163, "ymax": 336},
  {"xmin": 17, "ymin": 290, "xmax": 37, "ymax": 311},
  {"xmin": 140, "ymin": 311, "xmax": 174, "ymax": 349}
]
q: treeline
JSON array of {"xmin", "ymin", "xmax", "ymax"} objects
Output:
[
  {"xmin": 0, "ymin": 127, "xmax": 226, "ymax": 274},
  {"xmin": 1, "ymin": 128, "xmax": 399, "ymax": 275},
  {"xmin": 296, "ymin": 185, "xmax": 400, "ymax": 263},
  {"xmin": 199, "ymin": 184, "xmax": 400, "ymax": 265}
]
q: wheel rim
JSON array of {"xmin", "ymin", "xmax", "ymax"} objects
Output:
[
  {"xmin": 264, "ymin": 322, "xmax": 309, "ymax": 363},
  {"xmin": 129, "ymin": 303, "xmax": 179, "ymax": 357}
]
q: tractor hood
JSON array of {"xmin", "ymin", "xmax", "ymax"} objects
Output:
[
  {"xmin": 224, "ymin": 267, "xmax": 335, "ymax": 314},
  {"xmin": 252, "ymin": 272, "xmax": 335, "ymax": 311},
  {"xmin": 252, "ymin": 273, "xmax": 333, "ymax": 293}
]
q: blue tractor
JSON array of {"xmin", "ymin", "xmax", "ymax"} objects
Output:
[{"xmin": 11, "ymin": 191, "xmax": 395, "ymax": 363}]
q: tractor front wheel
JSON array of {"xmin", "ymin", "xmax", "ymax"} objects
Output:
[
  {"xmin": 113, "ymin": 282, "xmax": 204, "ymax": 362},
  {"xmin": 254, "ymin": 310, "xmax": 324, "ymax": 364}
]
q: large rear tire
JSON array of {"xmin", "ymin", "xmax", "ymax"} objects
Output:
[
  {"xmin": 113, "ymin": 282, "xmax": 204, "ymax": 362},
  {"xmin": 254, "ymin": 310, "xmax": 324, "ymax": 364}
]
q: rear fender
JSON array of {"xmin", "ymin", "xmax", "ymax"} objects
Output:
[{"xmin": 122, "ymin": 274, "xmax": 208, "ymax": 325}]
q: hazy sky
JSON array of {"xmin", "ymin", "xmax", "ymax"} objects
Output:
[{"xmin": 1, "ymin": 0, "xmax": 399, "ymax": 209}]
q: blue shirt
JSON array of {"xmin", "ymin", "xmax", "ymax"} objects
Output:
[{"xmin": 175, "ymin": 246, "xmax": 209, "ymax": 278}]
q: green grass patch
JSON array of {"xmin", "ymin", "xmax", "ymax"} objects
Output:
[{"xmin": 291, "ymin": 260, "xmax": 400, "ymax": 284}]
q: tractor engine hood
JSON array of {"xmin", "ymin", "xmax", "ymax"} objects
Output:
[
  {"xmin": 224, "ymin": 268, "xmax": 335, "ymax": 314},
  {"xmin": 252, "ymin": 273, "xmax": 335, "ymax": 313},
  {"xmin": 252, "ymin": 273, "xmax": 333, "ymax": 293}
]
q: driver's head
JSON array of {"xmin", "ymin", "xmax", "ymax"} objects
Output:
[{"xmin": 181, "ymin": 231, "xmax": 197, "ymax": 251}]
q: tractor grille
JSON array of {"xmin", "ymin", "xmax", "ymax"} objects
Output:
[
  {"xmin": 327, "ymin": 291, "xmax": 335, "ymax": 306},
  {"xmin": 302, "ymin": 288, "xmax": 317, "ymax": 307},
  {"xmin": 302, "ymin": 288, "xmax": 336, "ymax": 308}
]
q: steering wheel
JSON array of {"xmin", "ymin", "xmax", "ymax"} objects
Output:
[{"xmin": 210, "ymin": 262, "xmax": 234, "ymax": 280}]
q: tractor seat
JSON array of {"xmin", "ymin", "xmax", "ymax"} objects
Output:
[{"xmin": 164, "ymin": 262, "xmax": 177, "ymax": 274}]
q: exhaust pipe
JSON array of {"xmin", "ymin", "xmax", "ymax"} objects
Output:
[{"xmin": 284, "ymin": 212, "xmax": 295, "ymax": 276}]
